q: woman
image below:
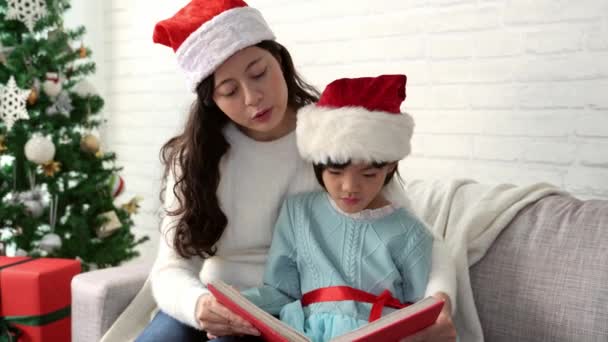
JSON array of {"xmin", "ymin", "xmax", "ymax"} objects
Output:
[{"xmin": 131, "ymin": 1, "xmax": 457, "ymax": 341}]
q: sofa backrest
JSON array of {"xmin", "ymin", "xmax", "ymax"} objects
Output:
[{"xmin": 469, "ymin": 194, "xmax": 608, "ymax": 341}]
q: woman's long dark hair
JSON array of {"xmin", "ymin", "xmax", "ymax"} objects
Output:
[{"xmin": 160, "ymin": 40, "xmax": 320, "ymax": 258}]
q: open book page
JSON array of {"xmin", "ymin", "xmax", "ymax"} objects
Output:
[
  {"xmin": 331, "ymin": 296, "xmax": 444, "ymax": 342},
  {"xmin": 208, "ymin": 280, "xmax": 310, "ymax": 342},
  {"xmin": 208, "ymin": 280, "xmax": 444, "ymax": 342}
]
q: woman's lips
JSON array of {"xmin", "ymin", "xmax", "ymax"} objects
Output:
[{"xmin": 252, "ymin": 107, "xmax": 272, "ymax": 122}]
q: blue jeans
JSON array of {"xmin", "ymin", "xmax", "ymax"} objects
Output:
[{"xmin": 135, "ymin": 311, "xmax": 264, "ymax": 342}]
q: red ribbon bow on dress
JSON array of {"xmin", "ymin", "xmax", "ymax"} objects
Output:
[{"xmin": 301, "ymin": 286, "xmax": 410, "ymax": 322}]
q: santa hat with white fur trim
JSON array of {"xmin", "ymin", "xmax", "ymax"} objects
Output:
[
  {"xmin": 296, "ymin": 74, "xmax": 414, "ymax": 164},
  {"xmin": 153, "ymin": 0, "xmax": 275, "ymax": 92}
]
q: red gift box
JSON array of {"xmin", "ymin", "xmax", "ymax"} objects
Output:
[{"xmin": 0, "ymin": 257, "xmax": 81, "ymax": 342}]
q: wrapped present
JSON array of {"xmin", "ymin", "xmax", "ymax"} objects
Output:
[{"xmin": 0, "ymin": 257, "xmax": 81, "ymax": 342}]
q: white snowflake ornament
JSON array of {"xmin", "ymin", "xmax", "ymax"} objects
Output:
[
  {"xmin": 0, "ymin": 76, "xmax": 31, "ymax": 130},
  {"xmin": 6, "ymin": 0, "xmax": 48, "ymax": 32}
]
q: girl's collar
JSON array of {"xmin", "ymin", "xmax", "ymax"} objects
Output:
[{"xmin": 326, "ymin": 193, "xmax": 398, "ymax": 221}]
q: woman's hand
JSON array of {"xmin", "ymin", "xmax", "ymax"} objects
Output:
[
  {"xmin": 400, "ymin": 292, "xmax": 457, "ymax": 342},
  {"xmin": 195, "ymin": 293, "xmax": 260, "ymax": 339}
]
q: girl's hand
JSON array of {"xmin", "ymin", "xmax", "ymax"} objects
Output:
[
  {"xmin": 399, "ymin": 292, "xmax": 457, "ymax": 342},
  {"xmin": 195, "ymin": 293, "xmax": 260, "ymax": 338}
]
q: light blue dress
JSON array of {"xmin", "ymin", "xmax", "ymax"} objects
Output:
[{"xmin": 242, "ymin": 191, "xmax": 433, "ymax": 342}]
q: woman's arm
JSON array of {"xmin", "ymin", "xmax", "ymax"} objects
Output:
[
  {"xmin": 198, "ymin": 197, "xmax": 302, "ymax": 338},
  {"xmin": 151, "ymin": 171, "xmax": 259, "ymax": 337},
  {"xmin": 399, "ymin": 239, "xmax": 457, "ymax": 342},
  {"xmin": 149, "ymin": 172, "xmax": 207, "ymax": 328},
  {"xmin": 400, "ymin": 291, "xmax": 457, "ymax": 342},
  {"xmin": 425, "ymin": 238, "xmax": 457, "ymax": 313}
]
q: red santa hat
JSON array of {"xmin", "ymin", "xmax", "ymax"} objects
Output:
[
  {"xmin": 296, "ymin": 74, "xmax": 414, "ymax": 164},
  {"xmin": 153, "ymin": 0, "xmax": 275, "ymax": 92}
]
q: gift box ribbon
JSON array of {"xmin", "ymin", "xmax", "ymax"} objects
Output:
[
  {"xmin": 0, "ymin": 258, "xmax": 71, "ymax": 342},
  {"xmin": 0, "ymin": 306, "xmax": 71, "ymax": 342}
]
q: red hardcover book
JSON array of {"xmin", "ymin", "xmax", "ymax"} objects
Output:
[
  {"xmin": 208, "ymin": 280, "xmax": 444, "ymax": 342},
  {"xmin": 0, "ymin": 256, "xmax": 81, "ymax": 342}
]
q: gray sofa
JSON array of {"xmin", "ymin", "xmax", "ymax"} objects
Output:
[{"xmin": 71, "ymin": 194, "xmax": 608, "ymax": 341}]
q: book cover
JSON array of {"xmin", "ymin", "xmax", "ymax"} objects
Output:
[{"xmin": 208, "ymin": 280, "xmax": 444, "ymax": 342}]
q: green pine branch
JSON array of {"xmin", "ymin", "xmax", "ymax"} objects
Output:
[{"xmin": 0, "ymin": 0, "xmax": 148, "ymax": 269}]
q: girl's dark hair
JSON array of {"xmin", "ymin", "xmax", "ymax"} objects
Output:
[
  {"xmin": 312, "ymin": 160, "xmax": 398, "ymax": 189},
  {"xmin": 160, "ymin": 40, "xmax": 320, "ymax": 258}
]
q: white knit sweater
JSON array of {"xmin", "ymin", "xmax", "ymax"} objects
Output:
[{"xmin": 150, "ymin": 123, "xmax": 456, "ymax": 328}]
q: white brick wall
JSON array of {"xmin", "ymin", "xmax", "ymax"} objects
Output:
[{"xmin": 100, "ymin": 0, "xmax": 608, "ymax": 261}]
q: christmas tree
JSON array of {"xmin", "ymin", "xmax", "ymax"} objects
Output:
[{"xmin": 0, "ymin": 0, "xmax": 147, "ymax": 270}]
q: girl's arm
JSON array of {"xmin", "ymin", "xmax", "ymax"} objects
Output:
[
  {"xmin": 149, "ymin": 171, "xmax": 208, "ymax": 328},
  {"xmin": 241, "ymin": 285, "xmax": 297, "ymax": 315},
  {"xmin": 394, "ymin": 222, "xmax": 434, "ymax": 301},
  {"xmin": 242, "ymin": 199, "xmax": 301, "ymax": 315}
]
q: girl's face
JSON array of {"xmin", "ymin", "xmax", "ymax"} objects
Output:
[
  {"xmin": 212, "ymin": 46, "xmax": 294, "ymax": 141},
  {"xmin": 322, "ymin": 162, "xmax": 396, "ymax": 214}
]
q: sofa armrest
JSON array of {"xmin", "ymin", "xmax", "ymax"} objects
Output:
[
  {"xmin": 71, "ymin": 260, "xmax": 152, "ymax": 342},
  {"xmin": 470, "ymin": 195, "xmax": 608, "ymax": 340}
]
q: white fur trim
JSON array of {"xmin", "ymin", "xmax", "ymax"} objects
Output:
[
  {"xmin": 296, "ymin": 105, "xmax": 415, "ymax": 164},
  {"xmin": 176, "ymin": 7, "xmax": 275, "ymax": 93}
]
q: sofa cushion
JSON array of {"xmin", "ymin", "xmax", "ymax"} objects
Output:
[{"xmin": 469, "ymin": 195, "xmax": 608, "ymax": 341}]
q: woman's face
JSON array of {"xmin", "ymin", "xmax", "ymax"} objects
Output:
[
  {"xmin": 322, "ymin": 162, "xmax": 396, "ymax": 214},
  {"xmin": 212, "ymin": 46, "xmax": 293, "ymax": 141}
]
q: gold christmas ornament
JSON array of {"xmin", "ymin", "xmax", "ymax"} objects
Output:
[
  {"xmin": 42, "ymin": 160, "xmax": 61, "ymax": 177},
  {"xmin": 27, "ymin": 86, "xmax": 38, "ymax": 105},
  {"xmin": 80, "ymin": 134, "xmax": 100, "ymax": 153},
  {"xmin": 0, "ymin": 135, "xmax": 7, "ymax": 153},
  {"xmin": 96, "ymin": 210, "xmax": 122, "ymax": 238},
  {"xmin": 79, "ymin": 44, "xmax": 88, "ymax": 58},
  {"xmin": 121, "ymin": 196, "xmax": 143, "ymax": 215}
]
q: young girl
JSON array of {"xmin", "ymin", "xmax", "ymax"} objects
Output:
[
  {"xmin": 241, "ymin": 75, "xmax": 437, "ymax": 342},
  {"xmin": 103, "ymin": 1, "xmax": 457, "ymax": 341}
]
